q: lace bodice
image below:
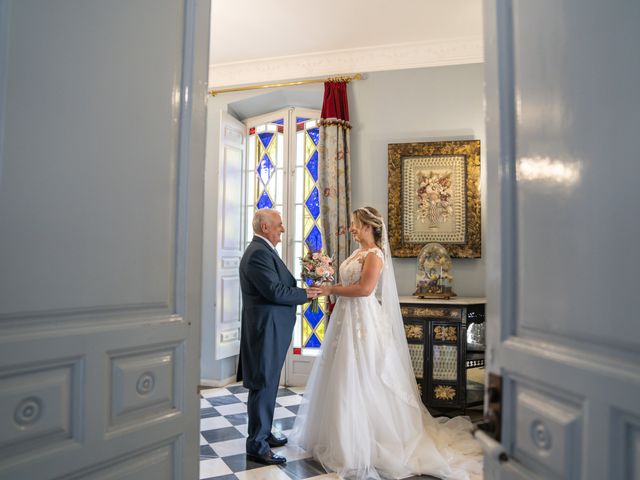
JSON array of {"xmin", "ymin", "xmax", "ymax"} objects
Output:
[{"xmin": 339, "ymin": 247, "xmax": 384, "ymax": 287}]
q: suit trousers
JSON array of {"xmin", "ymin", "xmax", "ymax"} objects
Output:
[{"xmin": 246, "ymin": 374, "xmax": 280, "ymax": 455}]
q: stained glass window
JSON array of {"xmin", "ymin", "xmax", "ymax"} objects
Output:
[
  {"xmin": 246, "ymin": 118, "xmax": 285, "ymax": 256},
  {"xmin": 245, "ymin": 110, "xmax": 325, "ymax": 356}
]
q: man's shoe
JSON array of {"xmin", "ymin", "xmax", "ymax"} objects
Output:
[
  {"xmin": 246, "ymin": 450, "xmax": 287, "ymax": 465},
  {"xmin": 267, "ymin": 433, "xmax": 288, "ymax": 448}
]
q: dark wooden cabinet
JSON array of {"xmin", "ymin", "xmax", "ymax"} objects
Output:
[{"xmin": 399, "ymin": 296, "xmax": 486, "ymax": 414}]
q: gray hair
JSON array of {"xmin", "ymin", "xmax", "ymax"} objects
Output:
[{"xmin": 252, "ymin": 208, "xmax": 277, "ymax": 234}]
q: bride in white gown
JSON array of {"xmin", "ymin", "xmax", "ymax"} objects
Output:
[{"xmin": 290, "ymin": 207, "xmax": 482, "ymax": 480}]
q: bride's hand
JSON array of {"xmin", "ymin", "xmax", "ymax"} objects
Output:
[{"xmin": 318, "ymin": 284, "xmax": 334, "ymax": 296}]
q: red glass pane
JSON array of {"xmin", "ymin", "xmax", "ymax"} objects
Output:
[
  {"xmin": 249, "ymin": 127, "xmax": 256, "ymax": 135},
  {"xmin": 293, "ymin": 347, "xmax": 302, "ymax": 355}
]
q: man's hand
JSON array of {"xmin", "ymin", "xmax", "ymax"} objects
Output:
[{"xmin": 306, "ymin": 287, "xmax": 321, "ymax": 299}]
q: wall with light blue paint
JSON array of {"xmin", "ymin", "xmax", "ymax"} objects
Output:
[{"xmin": 349, "ymin": 64, "xmax": 486, "ymax": 297}]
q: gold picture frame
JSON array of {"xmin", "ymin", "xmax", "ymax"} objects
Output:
[{"xmin": 388, "ymin": 140, "xmax": 481, "ymax": 258}]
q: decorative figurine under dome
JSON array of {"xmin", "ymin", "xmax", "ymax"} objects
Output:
[{"xmin": 414, "ymin": 242, "xmax": 456, "ymax": 299}]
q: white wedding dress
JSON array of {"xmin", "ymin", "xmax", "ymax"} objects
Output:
[{"xmin": 290, "ymin": 246, "xmax": 483, "ymax": 480}]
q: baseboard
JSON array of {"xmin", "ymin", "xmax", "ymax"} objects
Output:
[{"xmin": 199, "ymin": 375, "xmax": 237, "ymax": 388}]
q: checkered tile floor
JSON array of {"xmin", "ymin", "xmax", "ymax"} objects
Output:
[
  {"xmin": 199, "ymin": 384, "xmax": 437, "ymax": 480},
  {"xmin": 199, "ymin": 384, "xmax": 326, "ymax": 480}
]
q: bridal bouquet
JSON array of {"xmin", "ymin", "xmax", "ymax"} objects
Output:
[{"xmin": 301, "ymin": 248, "xmax": 334, "ymax": 313}]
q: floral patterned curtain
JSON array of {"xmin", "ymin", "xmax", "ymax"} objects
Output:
[{"xmin": 318, "ymin": 81, "xmax": 351, "ymax": 284}]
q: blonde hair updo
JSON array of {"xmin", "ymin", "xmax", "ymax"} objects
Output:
[{"xmin": 352, "ymin": 206, "xmax": 384, "ymax": 250}]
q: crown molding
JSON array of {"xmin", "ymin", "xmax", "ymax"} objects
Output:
[{"xmin": 209, "ymin": 36, "xmax": 483, "ymax": 89}]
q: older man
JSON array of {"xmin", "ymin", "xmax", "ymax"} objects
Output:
[{"xmin": 238, "ymin": 208, "xmax": 319, "ymax": 465}]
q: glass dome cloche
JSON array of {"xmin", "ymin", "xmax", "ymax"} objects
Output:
[{"xmin": 414, "ymin": 242, "xmax": 456, "ymax": 299}]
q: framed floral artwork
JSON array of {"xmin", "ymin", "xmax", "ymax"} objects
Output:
[{"xmin": 388, "ymin": 140, "xmax": 481, "ymax": 258}]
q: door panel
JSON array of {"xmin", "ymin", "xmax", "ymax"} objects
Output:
[
  {"xmin": 72, "ymin": 443, "xmax": 174, "ymax": 480},
  {"xmin": 201, "ymin": 110, "xmax": 244, "ymax": 368},
  {"xmin": 483, "ymin": 0, "xmax": 640, "ymax": 479},
  {"xmin": 512, "ymin": 0, "xmax": 640, "ymax": 355},
  {"xmin": 285, "ymin": 353, "xmax": 314, "ymax": 387},
  {"xmin": 0, "ymin": 0, "xmax": 182, "ymax": 314},
  {"xmin": 221, "ymin": 276, "xmax": 241, "ymax": 330},
  {"xmin": 0, "ymin": 0, "xmax": 209, "ymax": 478}
]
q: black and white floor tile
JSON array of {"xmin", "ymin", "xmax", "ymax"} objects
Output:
[
  {"xmin": 199, "ymin": 384, "xmax": 437, "ymax": 480},
  {"xmin": 199, "ymin": 384, "xmax": 323, "ymax": 480}
]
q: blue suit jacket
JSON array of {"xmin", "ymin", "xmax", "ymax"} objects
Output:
[{"xmin": 237, "ymin": 236, "xmax": 307, "ymax": 389}]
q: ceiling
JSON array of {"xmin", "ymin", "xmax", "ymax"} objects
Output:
[{"xmin": 209, "ymin": 0, "xmax": 483, "ymax": 88}]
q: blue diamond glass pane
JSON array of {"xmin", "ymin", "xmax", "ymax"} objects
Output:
[
  {"xmin": 304, "ymin": 305, "xmax": 324, "ymax": 329},
  {"xmin": 306, "ymin": 150, "xmax": 318, "ymax": 182},
  {"xmin": 306, "ymin": 332, "xmax": 321, "ymax": 348},
  {"xmin": 257, "ymin": 191, "xmax": 273, "ymax": 209},
  {"xmin": 258, "ymin": 132, "xmax": 274, "ymax": 148},
  {"xmin": 296, "ymin": 117, "xmax": 309, "ymax": 123},
  {"xmin": 307, "ymin": 127, "xmax": 319, "ymax": 146},
  {"xmin": 257, "ymin": 154, "xmax": 273, "ymax": 185},
  {"xmin": 305, "ymin": 187, "xmax": 320, "ymax": 219},
  {"xmin": 272, "ymin": 119, "xmax": 284, "ymax": 125},
  {"xmin": 305, "ymin": 224, "xmax": 322, "ymax": 252}
]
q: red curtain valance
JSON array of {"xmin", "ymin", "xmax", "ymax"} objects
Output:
[{"xmin": 321, "ymin": 81, "xmax": 350, "ymax": 121}]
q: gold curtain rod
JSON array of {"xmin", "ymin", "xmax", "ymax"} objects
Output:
[{"xmin": 209, "ymin": 73, "xmax": 363, "ymax": 96}]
